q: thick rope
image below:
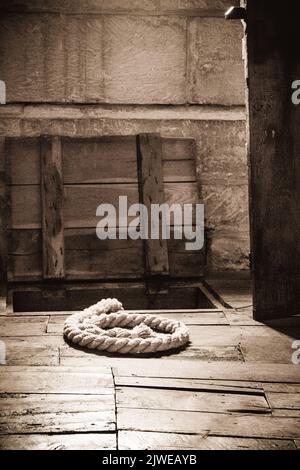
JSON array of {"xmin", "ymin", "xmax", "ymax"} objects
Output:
[{"xmin": 64, "ymin": 298, "xmax": 190, "ymax": 355}]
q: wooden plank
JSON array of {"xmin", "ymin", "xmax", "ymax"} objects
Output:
[
  {"xmin": 114, "ymin": 376, "xmax": 264, "ymax": 394},
  {"xmin": 10, "ymin": 137, "xmax": 196, "ymax": 185},
  {"xmin": 113, "ymin": 361, "xmax": 300, "ymax": 383},
  {"xmin": 0, "ymin": 316, "xmax": 48, "ymax": 336},
  {"xmin": 10, "ymin": 183, "xmax": 197, "ymax": 229},
  {"xmin": 8, "ymin": 227, "xmax": 206, "ymax": 280},
  {"xmin": 0, "ymin": 138, "xmax": 7, "ymax": 283},
  {"xmin": 0, "ymin": 411, "xmax": 115, "ymax": 434},
  {"xmin": 0, "ymin": 393, "xmax": 114, "ymax": 415},
  {"xmin": 241, "ymin": 336, "xmax": 300, "ymax": 364},
  {"xmin": 118, "ymin": 408, "xmax": 300, "ymax": 439},
  {"xmin": 116, "ymin": 387, "xmax": 270, "ymax": 414},
  {"xmin": 62, "ymin": 136, "xmax": 138, "ymax": 184},
  {"xmin": 8, "ymin": 137, "xmax": 40, "ymax": 185},
  {"xmin": 60, "ymin": 345, "xmax": 243, "ymax": 367},
  {"xmin": 1, "ymin": 336, "xmax": 61, "ymax": 366},
  {"xmin": 41, "ymin": 135, "xmax": 65, "ymax": 279},
  {"xmin": 267, "ymin": 393, "xmax": 300, "ymax": 412},
  {"xmin": 245, "ymin": 0, "xmax": 300, "ymax": 319},
  {"xmin": 118, "ymin": 431, "xmax": 296, "ymax": 450},
  {"xmin": 263, "ymin": 384, "xmax": 300, "ymax": 394},
  {"xmin": 137, "ymin": 134, "xmax": 169, "ymax": 277},
  {"xmin": 0, "ymin": 433, "xmax": 116, "ymax": 450},
  {"xmin": 0, "ymin": 366, "xmax": 113, "ymax": 393}
]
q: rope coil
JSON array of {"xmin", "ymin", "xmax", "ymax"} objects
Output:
[{"xmin": 64, "ymin": 298, "xmax": 190, "ymax": 355}]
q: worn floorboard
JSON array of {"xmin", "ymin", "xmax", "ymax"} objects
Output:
[
  {"xmin": 0, "ymin": 280, "xmax": 299, "ymax": 449},
  {"xmin": 118, "ymin": 431, "xmax": 297, "ymax": 450},
  {"xmin": 0, "ymin": 433, "xmax": 116, "ymax": 450}
]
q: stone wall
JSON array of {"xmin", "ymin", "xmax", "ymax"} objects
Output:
[{"xmin": 0, "ymin": 0, "xmax": 249, "ymax": 274}]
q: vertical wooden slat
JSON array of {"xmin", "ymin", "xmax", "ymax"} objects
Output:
[
  {"xmin": 41, "ymin": 136, "xmax": 65, "ymax": 279},
  {"xmin": 0, "ymin": 138, "xmax": 7, "ymax": 283},
  {"xmin": 4, "ymin": 139, "xmax": 12, "ymax": 282},
  {"xmin": 137, "ymin": 134, "xmax": 169, "ymax": 277},
  {"xmin": 244, "ymin": 0, "xmax": 300, "ymax": 319}
]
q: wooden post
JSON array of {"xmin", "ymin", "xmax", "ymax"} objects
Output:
[
  {"xmin": 41, "ymin": 136, "xmax": 65, "ymax": 279},
  {"xmin": 137, "ymin": 134, "xmax": 169, "ymax": 278},
  {"xmin": 244, "ymin": 0, "xmax": 300, "ymax": 319}
]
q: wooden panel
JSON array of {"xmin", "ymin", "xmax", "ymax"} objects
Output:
[
  {"xmin": 188, "ymin": 18, "xmax": 244, "ymax": 105},
  {"xmin": 245, "ymin": 0, "xmax": 300, "ymax": 319},
  {"xmin": 0, "ymin": 433, "xmax": 116, "ymax": 450},
  {"xmin": 0, "ymin": 394, "xmax": 115, "ymax": 434},
  {"xmin": 116, "ymin": 387, "xmax": 269, "ymax": 414},
  {"xmin": 0, "ymin": 138, "xmax": 7, "ymax": 282},
  {"xmin": 118, "ymin": 408, "xmax": 300, "ymax": 439},
  {"xmin": 104, "ymin": 16, "xmax": 186, "ymax": 104},
  {"xmin": 41, "ymin": 136, "xmax": 65, "ymax": 279},
  {"xmin": 65, "ymin": 230, "xmax": 144, "ymax": 279},
  {"xmin": 118, "ymin": 431, "xmax": 296, "ymax": 450},
  {"xmin": 8, "ymin": 137, "xmax": 196, "ymax": 185},
  {"xmin": 62, "ymin": 136, "xmax": 196, "ymax": 184},
  {"xmin": 137, "ymin": 134, "xmax": 169, "ymax": 277},
  {"xmin": 8, "ymin": 137, "xmax": 40, "ymax": 185},
  {"xmin": 0, "ymin": 366, "xmax": 113, "ymax": 393},
  {"xmin": 62, "ymin": 136, "xmax": 137, "ymax": 184}
]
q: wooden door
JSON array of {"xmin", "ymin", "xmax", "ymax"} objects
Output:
[{"xmin": 243, "ymin": 0, "xmax": 300, "ymax": 319}]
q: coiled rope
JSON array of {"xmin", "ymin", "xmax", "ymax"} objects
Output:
[{"xmin": 64, "ymin": 298, "xmax": 190, "ymax": 355}]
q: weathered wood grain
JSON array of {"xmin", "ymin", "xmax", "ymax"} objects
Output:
[
  {"xmin": 9, "ymin": 137, "xmax": 196, "ymax": 185},
  {"xmin": 241, "ymin": 336, "xmax": 299, "ymax": 364},
  {"xmin": 118, "ymin": 431, "xmax": 296, "ymax": 450},
  {"xmin": 0, "ymin": 336, "xmax": 60, "ymax": 366},
  {"xmin": 0, "ymin": 393, "xmax": 114, "ymax": 416},
  {"xmin": 0, "ymin": 410, "xmax": 115, "ymax": 434},
  {"xmin": 0, "ymin": 432, "xmax": 116, "ymax": 450},
  {"xmin": 137, "ymin": 134, "xmax": 169, "ymax": 277},
  {"xmin": 114, "ymin": 376, "xmax": 264, "ymax": 395},
  {"xmin": 0, "ymin": 138, "xmax": 7, "ymax": 282},
  {"xmin": 7, "ymin": 229, "xmax": 205, "ymax": 280},
  {"xmin": 116, "ymin": 386, "xmax": 270, "ymax": 414},
  {"xmin": 0, "ymin": 366, "xmax": 114, "ymax": 393},
  {"xmin": 267, "ymin": 393, "xmax": 300, "ymax": 412},
  {"xmin": 60, "ymin": 345, "xmax": 243, "ymax": 367},
  {"xmin": 113, "ymin": 361, "xmax": 300, "ymax": 383},
  {"xmin": 41, "ymin": 136, "xmax": 65, "ymax": 279},
  {"xmin": 245, "ymin": 0, "xmax": 300, "ymax": 319},
  {"xmin": 118, "ymin": 408, "xmax": 300, "ymax": 439},
  {"xmin": 0, "ymin": 316, "xmax": 48, "ymax": 336}
]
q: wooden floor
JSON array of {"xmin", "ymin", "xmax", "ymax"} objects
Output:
[{"xmin": 0, "ymin": 280, "xmax": 300, "ymax": 450}]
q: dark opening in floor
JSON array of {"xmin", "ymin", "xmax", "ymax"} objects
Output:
[{"xmin": 12, "ymin": 285, "xmax": 217, "ymax": 312}]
